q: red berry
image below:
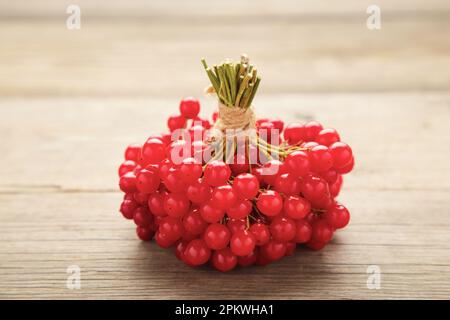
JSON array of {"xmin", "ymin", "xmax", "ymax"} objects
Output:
[
  {"xmin": 306, "ymin": 240, "xmax": 327, "ymax": 251},
  {"xmin": 204, "ymin": 223, "xmax": 231, "ymax": 250},
  {"xmin": 179, "ymin": 97, "xmax": 200, "ymax": 119},
  {"xmin": 141, "ymin": 138, "xmax": 166, "ymax": 165},
  {"xmin": 211, "ymin": 248, "xmax": 238, "ymax": 272},
  {"xmin": 186, "ymin": 178, "xmax": 212, "ymax": 203},
  {"xmin": 179, "ymin": 157, "xmax": 203, "ymax": 184},
  {"xmin": 118, "ymin": 160, "xmax": 136, "ymax": 177},
  {"xmin": 158, "ymin": 159, "xmax": 172, "ymax": 179},
  {"xmin": 283, "ymin": 123, "xmax": 305, "ymax": 144},
  {"xmin": 136, "ymin": 168, "xmax": 160, "ymax": 194},
  {"xmin": 174, "ymin": 240, "xmax": 188, "ymax": 260},
  {"xmin": 283, "ymin": 195, "xmax": 311, "ymax": 219},
  {"xmin": 336, "ymin": 156, "xmax": 354, "ymax": 174},
  {"xmin": 261, "ymin": 240, "xmax": 286, "ymax": 261},
  {"xmin": 294, "ymin": 219, "xmax": 312, "ymax": 243},
  {"xmin": 184, "ymin": 239, "xmax": 211, "ymax": 266},
  {"xmin": 304, "ymin": 121, "xmax": 323, "ymax": 141},
  {"xmin": 274, "ymin": 173, "xmax": 301, "ymax": 196},
  {"xmin": 256, "ymin": 190, "xmax": 283, "ymax": 216},
  {"xmin": 226, "ymin": 199, "xmax": 252, "ymax": 219},
  {"xmin": 192, "ymin": 116, "xmax": 210, "ymax": 129},
  {"xmin": 330, "ymin": 175, "xmax": 343, "ymax": 197},
  {"xmin": 133, "ymin": 207, "xmax": 153, "ymax": 228},
  {"xmin": 125, "ymin": 144, "xmax": 141, "ymax": 162},
  {"xmin": 319, "ymin": 169, "xmax": 339, "ymax": 184},
  {"xmin": 261, "ymin": 160, "xmax": 287, "ymax": 186},
  {"xmin": 315, "ymin": 128, "xmax": 340, "ymax": 146},
  {"xmin": 285, "ymin": 151, "xmax": 310, "ymax": 177},
  {"xmin": 233, "ymin": 173, "xmax": 260, "ymax": 200},
  {"xmin": 324, "ymin": 203, "xmax": 350, "ymax": 229},
  {"xmin": 230, "ymin": 153, "xmax": 251, "ymax": 176},
  {"xmin": 155, "ymin": 231, "xmax": 175, "ymax": 248},
  {"xmin": 133, "ymin": 192, "xmax": 149, "ymax": 206},
  {"xmin": 182, "ymin": 209, "xmax": 207, "ymax": 235},
  {"xmin": 120, "ymin": 198, "xmax": 138, "ymax": 219},
  {"xmin": 230, "ymin": 230, "xmax": 256, "ymax": 257},
  {"xmin": 163, "ymin": 168, "xmax": 187, "ymax": 193},
  {"xmin": 285, "ymin": 242, "xmax": 296, "ymax": 256},
  {"xmin": 238, "ymin": 250, "xmax": 258, "ymax": 267},
  {"xmin": 270, "ymin": 119, "xmax": 284, "ymax": 132},
  {"xmin": 329, "ymin": 142, "xmax": 353, "ymax": 168},
  {"xmin": 148, "ymin": 191, "xmax": 167, "ymax": 216},
  {"xmin": 227, "ymin": 218, "xmax": 247, "ymax": 234},
  {"xmin": 119, "ymin": 171, "xmax": 137, "ymax": 193},
  {"xmin": 212, "ymin": 111, "xmax": 219, "ymax": 122},
  {"xmin": 312, "ymin": 220, "xmax": 334, "ymax": 243},
  {"xmin": 300, "ymin": 174, "xmax": 331, "ymax": 206},
  {"xmin": 249, "ymin": 222, "xmax": 271, "ymax": 246},
  {"xmin": 167, "ymin": 114, "xmax": 186, "ymax": 132},
  {"xmin": 159, "ymin": 216, "xmax": 184, "ymax": 242},
  {"xmin": 211, "ymin": 185, "xmax": 238, "ymax": 210},
  {"xmin": 199, "ymin": 200, "xmax": 225, "ymax": 223},
  {"xmin": 270, "ymin": 216, "xmax": 296, "ymax": 242},
  {"xmin": 204, "ymin": 161, "xmax": 231, "ymax": 186},
  {"xmin": 136, "ymin": 227, "xmax": 154, "ymax": 241},
  {"xmin": 309, "ymin": 145, "xmax": 334, "ymax": 172},
  {"xmin": 163, "ymin": 193, "xmax": 190, "ymax": 218}
]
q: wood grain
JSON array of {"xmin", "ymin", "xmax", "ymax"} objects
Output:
[
  {"xmin": 0, "ymin": 93, "xmax": 449, "ymax": 299},
  {"xmin": 0, "ymin": 0, "xmax": 450, "ymax": 300}
]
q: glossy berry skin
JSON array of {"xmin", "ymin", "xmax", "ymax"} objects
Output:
[
  {"xmin": 186, "ymin": 178, "xmax": 212, "ymax": 204},
  {"xmin": 285, "ymin": 151, "xmax": 310, "ymax": 177},
  {"xmin": 336, "ymin": 156, "xmax": 354, "ymax": 174},
  {"xmin": 233, "ymin": 173, "xmax": 260, "ymax": 200},
  {"xmin": 184, "ymin": 239, "xmax": 211, "ymax": 266},
  {"xmin": 329, "ymin": 142, "xmax": 353, "ymax": 169},
  {"xmin": 304, "ymin": 121, "xmax": 323, "ymax": 141},
  {"xmin": 199, "ymin": 201, "xmax": 225, "ymax": 223},
  {"xmin": 136, "ymin": 227, "xmax": 154, "ymax": 241},
  {"xmin": 133, "ymin": 207, "xmax": 153, "ymax": 228},
  {"xmin": 324, "ymin": 203, "xmax": 350, "ymax": 229},
  {"xmin": 315, "ymin": 128, "xmax": 340, "ymax": 146},
  {"xmin": 125, "ymin": 144, "xmax": 142, "ymax": 162},
  {"xmin": 227, "ymin": 219, "xmax": 247, "ymax": 234},
  {"xmin": 312, "ymin": 220, "xmax": 334, "ymax": 243},
  {"xmin": 270, "ymin": 119, "xmax": 284, "ymax": 132},
  {"xmin": 249, "ymin": 222, "xmax": 271, "ymax": 246},
  {"xmin": 226, "ymin": 199, "xmax": 252, "ymax": 219},
  {"xmin": 211, "ymin": 185, "xmax": 238, "ymax": 210},
  {"xmin": 174, "ymin": 240, "xmax": 188, "ymax": 261},
  {"xmin": 330, "ymin": 175, "xmax": 343, "ymax": 197},
  {"xmin": 261, "ymin": 160, "xmax": 287, "ymax": 186},
  {"xmin": 179, "ymin": 157, "xmax": 203, "ymax": 184},
  {"xmin": 204, "ymin": 161, "xmax": 231, "ymax": 186},
  {"xmin": 167, "ymin": 114, "xmax": 186, "ymax": 132},
  {"xmin": 179, "ymin": 97, "xmax": 200, "ymax": 119},
  {"xmin": 238, "ymin": 250, "xmax": 258, "ymax": 267},
  {"xmin": 120, "ymin": 198, "xmax": 138, "ymax": 219},
  {"xmin": 306, "ymin": 240, "xmax": 326, "ymax": 251},
  {"xmin": 141, "ymin": 138, "xmax": 166, "ymax": 166},
  {"xmin": 155, "ymin": 231, "xmax": 175, "ymax": 248},
  {"xmin": 148, "ymin": 191, "xmax": 167, "ymax": 216},
  {"xmin": 256, "ymin": 190, "xmax": 283, "ymax": 216},
  {"xmin": 294, "ymin": 219, "xmax": 312, "ymax": 243},
  {"xmin": 309, "ymin": 145, "xmax": 334, "ymax": 172},
  {"xmin": 119, "ymin": 171, "xmax": 137, "ymax": 193},
  {"xmin": 300, "ymin": 174, "xmax": 331, "ymax": 207},
  {"xmin": 211, "ymin": 248, "xmax": 238, "ymax": 272},
  {"xmin": 203, "ymin": 223, "xmax": 231, "ymax": 250},
  {"xmin": 163, "ymin": 168, "xmax": 187, "ymax": 193},
  {"xmin": 136, "ymin": 168, "xmax": 160, "ymax": 194},
  {"xmin": 118, "ymin": 160, "xmax": 136, "ymax": 177},
  {"xmin": 230, "ymin": 153, "xmax": 251, "ymax": 176},
  {"xmin": 230, "ymin": 230, "xmax": 256, "ymax": 257},
  {"xmin": 274, "ymin": 173, "xmax": 301, "ymax": 196},
  {"xmin": 159, "ymin": 217, "xmax": 184, "ymax": 242},
  {"xmin": 261, "ymin": 240, "xmax": 286, "ymax": 261},
  {"xmin": 163, "ymin": 193, "xmax": 190, "ymax": 218},
  {"xmin": 283, "ymin": 195, "xmax": 311, "ymax": 220},
  {"xmin": 182, "ymin": 209, "xmax": 207, "ymax": 235},
  {"xmin": 270, "ymin": 216, "xmax": 296, "ymax": 242},
  {"xmin": 283, "ymin": 123, "xmax": 305, "ymax": 144},
  {"xmin": 285, "ymin": 242, "xmax": 296, "ymax": 256}
]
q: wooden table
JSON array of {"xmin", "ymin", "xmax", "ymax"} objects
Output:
[{"xmin": 1, "ymin": 0, "xmax": 449, "ymax": 299}]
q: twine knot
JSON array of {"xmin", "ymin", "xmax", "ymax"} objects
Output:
[{"xmin": 214, "ymin": 103, "xmax": 256, "ymax": 131}]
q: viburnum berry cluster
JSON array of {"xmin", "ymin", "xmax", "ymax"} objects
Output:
[{"xmin": 118, "ymin": 55, "xmax": 354, "ymax": 272}]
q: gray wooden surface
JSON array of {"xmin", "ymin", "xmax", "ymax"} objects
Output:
[{"xmin": 0, "ymin": 0, "xmax": 449, "ymax": 299}]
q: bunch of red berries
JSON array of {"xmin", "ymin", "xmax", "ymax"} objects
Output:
[{"xmin": 118, "ymin": 97, "xmax": 354, "ymax": 272}]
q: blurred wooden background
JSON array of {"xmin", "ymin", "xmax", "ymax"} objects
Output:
[{"xmin": 0, "ymin": 0, "xmax": 449, "ymax": 299}]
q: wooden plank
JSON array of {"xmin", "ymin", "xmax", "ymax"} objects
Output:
[
  {"xmin": 0, "ymin": 12, "xmax": 449, "ymax": 96},
  {"xmin": 0, "ymin": 93, "xmax": 450, "ymax": 299}
]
